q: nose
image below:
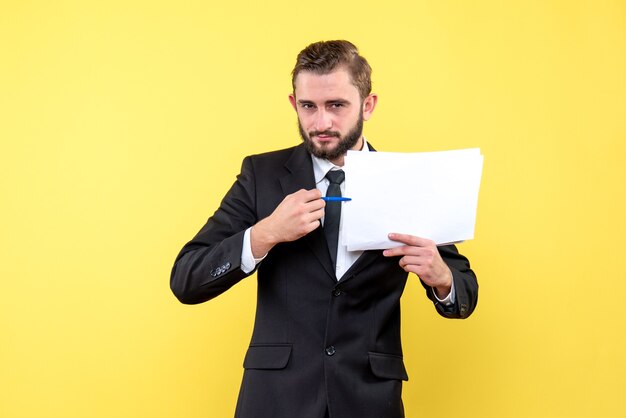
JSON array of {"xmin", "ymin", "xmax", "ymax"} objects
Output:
[{"xmin": 314, "ymin": 109, "xmax": 332, "ymax": 132}]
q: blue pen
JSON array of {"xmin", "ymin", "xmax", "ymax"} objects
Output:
[{"xmin": 321, "ymin": 196, "xmax": 352, "ymax": 202}]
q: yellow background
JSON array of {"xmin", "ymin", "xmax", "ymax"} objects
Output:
[{"xmin": 1, "ymin": 1, "xmax": 625, "ymax": 417}]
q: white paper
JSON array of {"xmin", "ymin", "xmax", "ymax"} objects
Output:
[{"xmin": 342, "ymin": 148, "xmax": 483, "ymax": 250}]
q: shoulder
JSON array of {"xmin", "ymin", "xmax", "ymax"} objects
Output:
[
  {"xmin": 247, "ymin": 144, "xmax": 305, "ymax": 162},
  {"xmin": 243, "ymin": 144, "xmax": 309, "ymax": 172}
]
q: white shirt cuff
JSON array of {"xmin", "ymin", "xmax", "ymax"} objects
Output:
[
  {"xmin": 433, "ymin": 279, "xmax": 456, "ymax": 306},
  {"xmin": 241, "ymin": 227, "xmax": 266, "ymax": 274}
]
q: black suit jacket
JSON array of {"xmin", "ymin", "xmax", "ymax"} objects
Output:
[{"xmin": 171, "ymin": 143, "xmax": 478, "ymax": 418}]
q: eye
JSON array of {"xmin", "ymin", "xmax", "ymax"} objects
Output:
[
  {"xmin": 328, "ymin": 102, "xmax": 347, "ymax": 110},
  {"xmin": 300, "ymin": 103, "xmax": 315, "ymax": 110}
]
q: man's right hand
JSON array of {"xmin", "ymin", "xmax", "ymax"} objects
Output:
[{"xmin": 250, "ymin": 189, "xmax": 325, "ymax": 258}]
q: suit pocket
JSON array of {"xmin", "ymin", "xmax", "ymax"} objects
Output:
[
  {"xmin": 243, "ymin": 344, "xmax": 292, "ymax": 370},
  {"xmin": 368, "ymin": 351, "xmax": 409, "ymax": 381}
]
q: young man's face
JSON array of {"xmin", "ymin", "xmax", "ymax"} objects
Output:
[{"xmin": 289, "ymin": 68, "xmax": 377, "ymax": 166}]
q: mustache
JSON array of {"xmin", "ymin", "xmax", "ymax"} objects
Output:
[{"xmin": 309, "ymin": 130, "xmax": 341, "ymax": 138}]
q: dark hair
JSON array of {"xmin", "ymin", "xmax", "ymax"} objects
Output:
[{"xmin": 291, "ymin": 40, "xmax": 372, "ymax": 99}]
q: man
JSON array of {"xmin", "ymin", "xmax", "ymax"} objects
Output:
[{"xmin": 171, "ymin": 40, "xmax": 478, "ymax": 418}]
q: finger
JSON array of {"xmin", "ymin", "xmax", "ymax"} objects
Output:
[
  {"xmin": 402, "ymin": 264, "xmax": 427, "ymax": 277},
  {"xmin": 306, "ymin": 207, "xmax": 325, "ymax": 222},
  {"xmin": 394, "ymin": 254, "xmax": 422, "ymax": 273},
  {"xmin": 388, "ymin": 233, "xmax": 433, "ymax": 248},
  {"xmin": 398, "ymin": 256, "xmax": 423, "ymax": 268},
  {"xmin": 304, "ymin": 198, "xmax": 326, "ymax": 211},
  {"xmin": 383, "ymin": 245, "xmax": 423, "ymax": 257},
  {"xmin": 298, "ymin": 188, "xmax": 323, "ymax": 202},
  {"xmin": 399, "ymin": 262, "xmax": 422, "ymax": 275},
  {"xmin": 304, "ymin": 219, "xmax": 322, "ymax": 233}
]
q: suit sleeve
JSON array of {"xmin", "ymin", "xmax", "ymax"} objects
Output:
[
  {"xmin": 170, "ymin": 156, "xmax": 259, "ymax": 304},
  {"xmin": 421, "ymin": 245, "xmax": 479, "ymax": 319}
]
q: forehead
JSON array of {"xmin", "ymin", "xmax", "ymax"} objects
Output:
[{"xmin": 293, "ymin": 68, "xmax": 360, "ymax": 101}]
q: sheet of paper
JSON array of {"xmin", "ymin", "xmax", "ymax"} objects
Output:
[{"xmin": 342, "ymin": 148, "xmax": 483, "ymax": 250}]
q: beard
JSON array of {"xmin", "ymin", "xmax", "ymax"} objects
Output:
[{"xmin": 298, "ymin": 110, "xmax": 364, "ymax": 161}]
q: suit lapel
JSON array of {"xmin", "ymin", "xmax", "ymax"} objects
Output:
[
  {"xmin": 337, "ymin": 250, "xmax": 382, "ymax": 284},
  {"xmin": 279, "ymin": 145, "xmax": 336, "ymax": 282}
]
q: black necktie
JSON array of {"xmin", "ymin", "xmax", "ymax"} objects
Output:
[{"xmin": 324, "ymin": 169, "xmax": 345, "ymax": 271}]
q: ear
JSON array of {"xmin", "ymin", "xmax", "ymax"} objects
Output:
[
  {"xmin": 288, "ymin": 94, "xmax": 297, "ymax": 111},
  {"xmin": 362, "ymin": 94, "xmax": 378, "ymax": 121}
]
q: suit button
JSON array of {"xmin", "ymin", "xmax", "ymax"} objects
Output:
[
  {"xmin": 325, "ymin": 346, "xmax": 336, "ymax": 356},
  {"xmin": 332, "ymin": 289, "xmax": 342, "ymax": 297}
]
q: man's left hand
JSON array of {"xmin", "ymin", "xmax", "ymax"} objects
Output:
[{"xmin": 383, "ymin": 233, "xmax": 453, "ymax": 299}]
